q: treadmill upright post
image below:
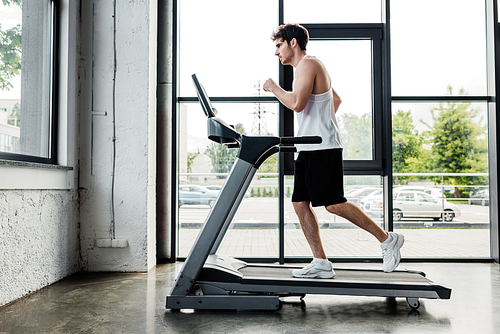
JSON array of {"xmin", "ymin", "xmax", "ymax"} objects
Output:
[
  {"xmin": 169, "ymin": 158, "xmax": 254, "ymax": 296},
  {"xmin": 210, "ymin": 166, "xmax": 258, "ymax": 255}
]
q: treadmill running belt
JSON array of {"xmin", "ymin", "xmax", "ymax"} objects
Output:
[{"xmin": 240, "ymin": 266, "xmax": 432, "ymax": 284}]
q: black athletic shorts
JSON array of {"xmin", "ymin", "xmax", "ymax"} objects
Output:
[{"xmin": 291, "ymin": 148, "xmax": 347, "ymax": 207}]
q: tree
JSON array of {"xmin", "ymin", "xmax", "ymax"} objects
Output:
[
  {"xmin": 205, "ymin": 123, "xmax": 246, "ymax": 177},
  {"xmin": 392, "ymin": 110, "xmax": 423, "ymax": 180},
  {"xmin": 424, "ymin": 86, "xmax": 488, "ymax": 195},
  {"xmin": 0, "ymin": 0, "xmax": 22, "ymax": 91},
  {"xmin": 338, "ymin": 113, "xmax": 372, "ymax": 160},
  {"xmin": 2, "ymin": 0, "xmax": 22, "ymax": 5},
  {"xmin": 205, "ymin": 143, "xmax": 238, "ymax": 176},
  {"xmin": 186, "ymin": 151, "xmax": 199, "ymax": 173}
]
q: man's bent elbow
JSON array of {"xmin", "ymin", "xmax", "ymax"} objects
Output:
[{"xmin": 293, "ymin": 101, "xmax": 307, "ymax": 113}]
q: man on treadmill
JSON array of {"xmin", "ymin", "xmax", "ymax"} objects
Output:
[{"xmin": 263, "ymin": 23, "xmax": 404, "ymax": 279}]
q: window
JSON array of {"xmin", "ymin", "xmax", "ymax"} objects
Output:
[
  {"xmin": 284, "ymin": 0, "xmax": 383, "ymax": 24},
  {"xmin": 174, "ymin": 0, "xmax": 498, "ymax": 261},
  {"xmin": 0, "ymin": 0, "xmax": 58, "ymax": 164},
  {"xmin": 391, "ymin": 0, "xmax": 492, "ymax": 259},
  {"xmin": 391, "ymin": 0, "xmax": 487, "ymax": 96}
]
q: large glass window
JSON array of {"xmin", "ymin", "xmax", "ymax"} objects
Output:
[
  {"xmin": 284, "ymin": 0, "xmax": 383, "ymax": 24},
  {"xmin": 178, "ymin": 0, "xmax": 278, "ymax": 97},
  {"xmin": 392, "ymin": 102, "xmax": 490, "ymax": 258},
  {"xmin": 390, "ymin": 0, "xmax": 492, "ymax": 259},
  {"xmin": 175, "ymin": 0, "xmax": 496, "ymax": 261},
  {"xmin": 178, "ymin": 101, "xmax": 279, "ymax": 257},
  {"xmin": 177, "ymin": 1, "xmax": 281, "ymax": 259},
  {"xmin": 391, "ymin": 0, "xmax": 487, "ymax": 97},
  {"xmin": 0, "ymin": 0, "xmax": 58, "ymax": 163}
]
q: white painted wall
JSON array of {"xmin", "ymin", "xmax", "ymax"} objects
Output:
[
  {"xmin": 78, "ymin": 0, "xmax": 157, "ymax": 272},
  {"xmin": 0, "ymin": 190, "xmax": 80, "ymax": 306}
]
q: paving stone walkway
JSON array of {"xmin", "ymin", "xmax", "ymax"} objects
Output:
[{"xmin": 178, "ymin": 228, "xmax": 490, "ymax": 259}]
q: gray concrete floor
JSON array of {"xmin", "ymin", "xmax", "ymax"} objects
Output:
[{"xmin": 0, "ymin": 262, "xmax": 499, "ymax": 334}]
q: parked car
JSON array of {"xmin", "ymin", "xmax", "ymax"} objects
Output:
[
  {"xmin": 367, "ymin": 190, "xmax": 461, "ymax": 222},
  {"xmin": 359, "ymin": 189, "xmax": 383, "ymax": 217},
  {"xmin": 468, "ymin": 188, "xmax": 489, "ymax": 206},
  {"xmin": 345, "ymin": 187, "xmax": 382, "ymax": 205},
  {"xmin": 393, "ymin": 186, "xmax": 446, "ymax": 199},
  {"xmin": 206, "ymin": 185, "xmax": 250, "ymax": 198},
  {"xmin": 179, "ymin": 185, "xmax": 219, "ymax": 208}
]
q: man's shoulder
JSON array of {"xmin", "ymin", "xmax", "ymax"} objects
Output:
[{"xmin": 297, "ymin": 57, "xmax": 323, "ymax": 74}]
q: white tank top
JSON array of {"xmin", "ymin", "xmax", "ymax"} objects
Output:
[{"xmin": 296, "ymin": 88, "xmax": 343, "ymax": 152}]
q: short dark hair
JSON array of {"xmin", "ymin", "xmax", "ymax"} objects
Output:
[{"xmin": 271, "ymin": 23, "xmax": 309, "ymax": 51}]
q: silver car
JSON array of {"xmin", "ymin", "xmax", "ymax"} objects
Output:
[{"xmin": 367, "ymin": 190, "xmax": 461, "ymax": 222}]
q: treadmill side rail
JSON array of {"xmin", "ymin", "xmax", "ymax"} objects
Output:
[{"xmin": 166, "ymin": 295, "xmax": 281, "ymax": 311}]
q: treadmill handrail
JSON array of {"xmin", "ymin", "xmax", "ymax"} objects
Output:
[
  {"xmin": 280, "ymin": 136, "xmax": 322, "ymax": 145},
  {"xmin": 237, "ymin": 135, "xmax": 323, "ymax": 165}
]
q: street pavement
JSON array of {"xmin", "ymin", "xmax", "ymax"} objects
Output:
[{"xmin": 178, "ymin": 198, "xmax": 491, "ymax": 259}]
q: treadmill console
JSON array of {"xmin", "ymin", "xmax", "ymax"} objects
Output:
[{"xmin": 192, "ymin": 74, "xmax": 241, "ymax": 147}]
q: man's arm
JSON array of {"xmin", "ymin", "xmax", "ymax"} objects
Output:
[{"xmin": 263, "ymin": 61, "xmax": 315, "ymax": 113}]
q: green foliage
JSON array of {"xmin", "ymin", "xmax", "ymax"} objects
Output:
[
  {"xmin": 186, "ymin": 151, "xmax": 199, "ymax": 173},
  {"xmin": 258, "ymin": 153, "xmax": 278, "ymax": 175},
  {"xmin": 0, "ymin": 23, "xmax": 21, "ymax": 91},
  {"xmin": 424, "ymin": 87, "xmax": 488, "ymax": 189},
  {"xmin": 391, "ymin": 86, "xmax": 488, "ymax": 192},
  {"xmin": 0, "ymin": 0, "xmax": 22, "ymax": 91},
  {"xmin": 392, "ymin": 109, "xmax": 423, "ymax": 173},
  {"xmin": 2, "ymin": 1, "xmax": 22, "ymax": 6},
  {"xmin": 338, "ymin": 113, "xmax": 372, "ymax": 160},
  {"xmin": 205, "ymin": 143, "xmax": 237, "ymax": 176}
]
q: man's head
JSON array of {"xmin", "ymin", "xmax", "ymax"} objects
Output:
[{"xmin": 271, "ymin": 23, "xmax": 309, "ymax": 51}]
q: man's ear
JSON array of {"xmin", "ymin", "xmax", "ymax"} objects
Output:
[{"xmin": 290, "ymin": 38, "xmax": 297, "ymax": 48}]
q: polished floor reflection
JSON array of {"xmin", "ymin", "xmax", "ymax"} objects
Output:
[{"xmin": 0, "ymin": 263, "xmax": 498, "ymax": 333}]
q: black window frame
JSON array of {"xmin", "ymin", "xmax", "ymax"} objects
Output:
[
  {"xmin": 281, "ymin": 24, "xmax": 387, "ymax": 176},
  {"xmin": 0, "ymin": 0, "xmax": 60, "ymax": 165}
]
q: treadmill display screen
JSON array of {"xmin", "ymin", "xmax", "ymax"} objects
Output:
[{"xmin": 192, "ymin": 74, "xmax": 216, "ymax": 118}]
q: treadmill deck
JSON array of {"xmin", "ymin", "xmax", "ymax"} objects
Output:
[
  {"xmin": 197, "ymin": 263, "xmax": 451, "ymax": 300},
  {"xmin": 240, "ymin": 265, "xmax": 430, "ymax": 284}
]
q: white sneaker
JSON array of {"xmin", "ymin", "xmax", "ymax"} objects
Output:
[
  {"xmin": 381, "ymin": 232, "xmax": 405, "ymax": 273},
  {"xmin": 292, "ymin": 259, "xmax": 335, "ymax": 279}
]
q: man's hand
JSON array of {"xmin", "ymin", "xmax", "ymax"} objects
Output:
[{"xmin": 263, "ymin": 78, "xmax": 278, "ymax": 94}]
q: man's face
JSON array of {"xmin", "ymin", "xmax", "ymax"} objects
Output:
[{"xmin": 274, "ymin": 38, "xmax": 294, "ymax": 65}]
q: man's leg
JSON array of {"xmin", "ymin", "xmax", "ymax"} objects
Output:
[
  {"xmin": 326, "ymin": 201, "xmax": 404, "ymax": 272},
  {"xmin": 291, "ymin": 201, "xmax": 335, "ymax": 278},
  {"xmin": 293, "ymin": 201, "xmax": 327, "ymax": 259},
  {"xmin": 325, "ymin": 201, "xmax": 388, "ymax": 242}
]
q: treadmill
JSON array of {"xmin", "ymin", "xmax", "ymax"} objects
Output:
[{"xmin": 166, "ymin": 74, "xmax": 451, "ymax": 311}]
